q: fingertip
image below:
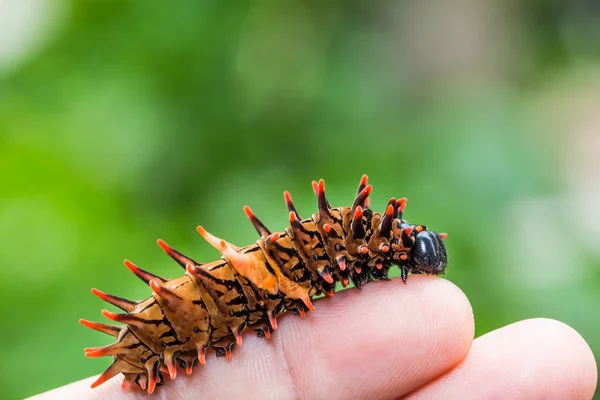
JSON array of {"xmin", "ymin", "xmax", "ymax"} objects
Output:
[
  {"xmin": 55, "ymin": 277, "xmax": 475, "ymax": 400},
  {"xmin": 409, "ymin": 317, "xmax": 598, "ymax": 399},
  {"xmin": 414, "ymin": 275, "xmax": 475, "ymax": 343},
  {"xmin": 521, "ymin": 318, "xmax": 598, "ymax": 398},
  {"xmin": 406, "ymin": 275, "xmax": 475, "ymax": 372},
  {"xmin": 279, "ymin": 275, "xmax": 475, "ymax": 398}
]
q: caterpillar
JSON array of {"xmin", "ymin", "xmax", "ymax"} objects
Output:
[{"xmin": 80, "ymin": 175, "xmax": 448, "ymax": 394}]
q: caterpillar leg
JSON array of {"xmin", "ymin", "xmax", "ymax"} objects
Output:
[
  {"xmin": 214, "ymin": 342, "xmax": 236, "ymax": 359},
  {"xmin": 256, "ymin": 326, "xmax": 273, "ymax": 339}
]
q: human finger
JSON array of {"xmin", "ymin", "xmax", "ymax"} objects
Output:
[
  {"xmin": 406, "ymin": 318, "xmax": 598, "ymax": 400},
  {"xmin": 31, "ymin": 275, "xmax": 474, "ymax": 400}
]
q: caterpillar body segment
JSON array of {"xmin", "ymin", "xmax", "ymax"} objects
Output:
[{"xmin": 82, "ymin": 175, "xmax": 448, "ymax": 393}]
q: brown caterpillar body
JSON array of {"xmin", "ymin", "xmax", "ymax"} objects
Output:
[{"xmin": 81, "ymin": 175, "xmax": 448, "ymax": 393}]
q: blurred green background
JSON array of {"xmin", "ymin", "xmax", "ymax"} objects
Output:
[{"xmin": 1, "ymin": 0, "xmax": 600, "ymax": 398}]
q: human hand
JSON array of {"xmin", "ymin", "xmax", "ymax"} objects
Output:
[{"xmin": 30, "ymin": 275, "xmax": 597, "ymax": 399}]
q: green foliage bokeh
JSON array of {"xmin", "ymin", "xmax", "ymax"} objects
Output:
[{"xmin": 1, "ymin": 1, "xmax": 599, "ymax": 398}]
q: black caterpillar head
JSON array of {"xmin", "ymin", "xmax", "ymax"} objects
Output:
[{"xmin": 410, "ymin": 230, "xmax": 447, "ymax": 275}]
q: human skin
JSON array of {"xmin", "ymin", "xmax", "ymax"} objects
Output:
[{"xmin": 30, "ymin": 275, "xmax": 597, "ymax": 400}]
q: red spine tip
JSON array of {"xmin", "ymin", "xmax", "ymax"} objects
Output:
[
  {"xmin": 289, "ymin": 211, "xmax": 297, "ymax": 222},
  {"xmin": 198, "ymin": 349, "xmax": 207, "ymax": 365},
  {"xmin": 263, "ymin": 327, "xmax": 272, "ymax": 338},
  {"xmin": 243, "ymin": 205, "xmax": 254, "ymax": 218},
  {"xmin": 123, "ymin": 259, "xmax": 137, "ymax": 273},
  {"xmin": 157, "ymin": 239, "xmax": 171, "ymax": 253},
  {"xmin": 233, "ymin": 330, "xmax": 243, "ymax": 346},
  {"xmin": 354, "ymin": 206, "xmax": 363, "ymax": 219},
  {"xmin": 185, "ymin": 262, "xmax": 197, "ymax": 275},
  {"xmin": 268, "ymin": 313, "xmax": 278, "ymax": 331},
  {"xmin": 318, "ymin": 179, "xmax": 325, "ymax": 194},
  {"xmin": 311, "ymin": 180, "xmax": 318, "ymax": 195},
  {"xmin": 149, "ymin": 279, "xmax": 161, "ymax": 293},
  {"xmin": 167, "ymin": 363, "xmax": 177, "ymax": 380},
  {"xmin": 90, "ymin": 287, "xmax": 104, "ymax": 299},
  {"xmin": 403, "ymin": 227, "xmax": 413, "ymax": 235},
  {"xmin": 147, "ymin": 376, "xmax": 156, "ymax": 394},
  {"xmin": 284, "ymin": 191, "xmax": 292, "ymax": 203},
  {"xmin": 301, "ymin": 296, "xmax": 315, "ymax": 311},
  {"xmin": 359, "ymin": 246, "xmax": 369, "ymax": 255},
  {"xmin": 360, "ymin": 174, "xmax": 368, "ymax": 186},
  {"xmin": 90, "ymin": 375, "xmax": 109, "ymax": 388},
  {"xmin": 80, "ymin": 319, "xmax": 97, "ymax": 330},
  {"xmin": 101, "ymin": 309, "xmax": 118, "ymax": 321},
  {"xmin": 267, "ymin": 232, "xmax": 280, "ymax": 244},
  {"xmin": 385, "ymin": 204, "xmax": 394, "ymax": 217},
  {"xmin": 398, "ymin": 197, "xmax": 407, "ymax": 211},
  {"xmin": 439, "ymin": 232, "xmax": 448, "ymax": 239},
  {"xmin": 365, "ymin": 185, "xmax": 372, "ymax": 195},
  {"xmin": 320, "ymin": 271, "xmax": 334, "ymax": 284},
  {"xmin": 323, "ymin": 223, "xmax": 331, "ymax": 233}
]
